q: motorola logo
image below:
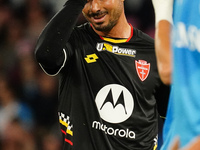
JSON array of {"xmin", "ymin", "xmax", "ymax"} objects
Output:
[{"xmin": 95, "ymin": 84, "xmax": 134, "ymax": 123}]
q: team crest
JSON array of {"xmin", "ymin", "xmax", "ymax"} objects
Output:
[{"xmin": 135, "ymin": 60, "xmax": 150, "ymax": 81}]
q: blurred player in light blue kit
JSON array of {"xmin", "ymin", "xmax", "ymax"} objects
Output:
[{"xmin": 152, "ymin": 0, "xmax": 200, "ymax": 149}]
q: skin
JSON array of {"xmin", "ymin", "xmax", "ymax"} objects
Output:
[
  {"xmin": 170, "ymin": 137, "xmax": 200, "ymax": 150},
  {"xmin": 155, "ymin": 21, "xmax": 200, "ymax": 149},
  {"xmin": 82, "ymin": 0, "xmax": 131, "ymax": 38},
  {"xmin": 154, "ymin": 20, "xmax": 172, "ymax": 85}
]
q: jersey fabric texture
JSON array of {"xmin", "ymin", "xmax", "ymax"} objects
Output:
[
  {"xmin": 38, "ymin": 23, "xmax": 168, "ymax": 150},
  {"xmin": 161, "ymin": 0, "xmax": 200, "ymax": 149}
]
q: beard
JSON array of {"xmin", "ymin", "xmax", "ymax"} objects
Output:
[
  {"xmin": 83, "ymin": 8, "xmax": 122, "ymax": 32},
  {"xmin": 92, "ymin": 19, "xmax": 118, "ymax": 32}
]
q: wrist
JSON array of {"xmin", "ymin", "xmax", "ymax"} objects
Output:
[
  {"xmin": 64, "ymin": 0, "xmax": 87, "ymax": 7},
  {"xmin": 152, "ymin": 0, "xmax": 174, "ymax": 26}
]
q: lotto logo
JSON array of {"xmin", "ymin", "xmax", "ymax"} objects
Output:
[{"xmin": 85, "ymin": 54, "xmax": 98, "ymax": 63}]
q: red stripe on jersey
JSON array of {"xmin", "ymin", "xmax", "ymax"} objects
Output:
[
  {"xmin": 126, "ymin": 24, "xmax": 133, "ymax": 42},
  {"xmin": 61, "ymin": 129, "xmax": 66, "ymax": 135},
  {"xmin": 61, "ymin": 129, "xmax": 73, "ymax": 145},
  {"xmin": 65, "ymin": 138, "xmax": 73, "ymax": 145}
]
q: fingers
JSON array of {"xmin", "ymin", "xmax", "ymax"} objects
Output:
[
  {"xmin": 170, "ymin": 137, "xmax": 180, "ymax": 150},
  {"xmin": 169, "ymin": 136, "xmax": 200, "ymax": 150},
  {"xmin": 182, "ymin": 136, "xmax": 200, "ymax": 150}
]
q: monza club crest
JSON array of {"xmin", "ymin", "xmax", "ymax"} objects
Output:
[{"xmin": 135, "ymin": 60, "xmax": 150, "ymax": 81}]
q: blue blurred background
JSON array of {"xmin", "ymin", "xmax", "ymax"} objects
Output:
[{"xmin": 0, "ymin": 0, "xmax": 155, "ymax": 149}]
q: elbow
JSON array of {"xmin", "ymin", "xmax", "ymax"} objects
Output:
[
  {"xmin": 35, "ymin": 44, "xmax": 65, "ymax": 70},
  {"xmin": 34, "ymin": 45, "xmax": 47, "ymax": 64},
  {"xmin": 34, "ymin": 43, "xmax": 53, "ymax": 67}
]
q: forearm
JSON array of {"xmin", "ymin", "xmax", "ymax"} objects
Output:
[
  {"xmin": 155, "ymin": 20, "xmax": 172, "ymax": 85},
  {"xmin": 152, "ymin": 0, "xmax": 173, "ymax": 85},
  {"xmin": 35, "ymin": 0, "xmax": 86, "ymax": 70}
]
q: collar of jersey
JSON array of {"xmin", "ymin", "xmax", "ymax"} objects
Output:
[{"xmin": 90, "ymin": 23, "xmax": 133, "ymax": 43}]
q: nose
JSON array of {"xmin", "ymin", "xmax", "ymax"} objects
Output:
[{"xmin": 90, "ymin": 0, "xmax": 100, "ymax": 13}]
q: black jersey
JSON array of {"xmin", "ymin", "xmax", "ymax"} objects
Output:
[{"xmin": 38, "ymin": 23, "xmax": 168, "ymax": 150}]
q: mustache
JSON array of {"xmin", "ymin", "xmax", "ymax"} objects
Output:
[{"xmin": 88, "ymin": 10, "xmax": 107, "ymax": 18}]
